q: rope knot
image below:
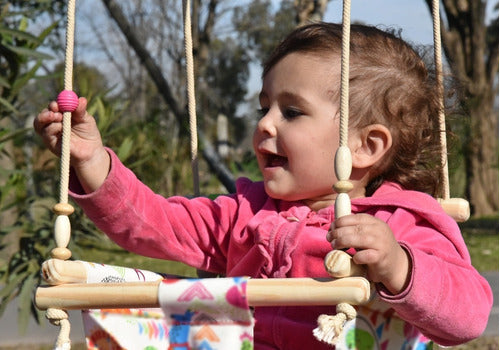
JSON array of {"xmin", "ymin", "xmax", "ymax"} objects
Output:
[
  {"xmin": 313, "ymin": 302, "xmax": 357, "ymax": 346},
  {"xmin": 46, "ymin": 308, "xmax": 71, "ymax": 350}
]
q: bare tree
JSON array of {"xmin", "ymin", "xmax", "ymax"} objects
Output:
[
  {"xmin": 424, "ymin": 0, "xmax": 498, "ymax": 216},
  {"xmin": 294, "ymin": 0, "xmax": 329, "ymax": 26},
  {"xmin": 100, "ymin": 0, "xmax": 236, "ymax": 192}
]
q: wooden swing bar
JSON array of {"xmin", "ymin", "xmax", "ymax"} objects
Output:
[{"xmin": 35, "ymin": 276, "xmax": 371, "ymax": 310}]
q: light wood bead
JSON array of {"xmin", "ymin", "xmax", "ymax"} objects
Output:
[
  {"xmin": 335, "ymin": 193, "xmax": 351, "ymax": 218},
  {"xmin": 53, "ymin": 203, "xmax": 74, "ymax": 216},
  {"xmin": 54, "ymin": 215, "xmax": 71, "ymax": 248},
  {"xmin": 334, "ymin": 146, "xmax": 352, "ymax": 181},
  {"xmin": 333, "ymin": 180, "xmax": 353, "ymax": 194},
  {"xmin": 50, "ymin": 247, "xmax": 72, "ymax": 260},
  {"xmin": 324, "ymin": 250, "xmax": 366, "ymax": 278}
]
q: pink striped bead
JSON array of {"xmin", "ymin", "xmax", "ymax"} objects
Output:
[{"xmin": 57, "ymin": 90, "xmax": 79, "ymax": 112}]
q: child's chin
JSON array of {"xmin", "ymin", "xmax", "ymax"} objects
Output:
[{"xmin": 263, "ymin": 185, "xmax": 296, "ymax": 202}]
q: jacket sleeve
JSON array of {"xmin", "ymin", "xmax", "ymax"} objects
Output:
[
  {"xmin": 69, "ymin": 148, "xmax": 237, "ymax": 274},
  {"xmin": 375, "ymin": 206, "xmax": 493, "ymax": 346}
]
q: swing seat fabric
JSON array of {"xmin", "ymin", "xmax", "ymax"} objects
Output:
[
  {"xmin": 77, "ymin": 262, "xmax": 430, "ymax": 350},
  {"xmin": 80, "ymin": 262, "xmax": 254, "ymax": 349}
]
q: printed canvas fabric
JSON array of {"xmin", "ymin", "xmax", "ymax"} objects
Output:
[
  {"xmin": 158, "ymin": 277, "xmax": 254, "ymax": 350},
  {"xmin": 80, "ymin": 262, "xmax": 254, "ymax": 349},
  {"xmin": 83, "ymin": 308, "xmax": 169, "ymax": 350},
  {"xmin": 81, "ymin": 262, "xmax": 170, "ymax": 349},
  {"xmin": 80, "ymin": 262, "xmax": 429, "ymax": 350}
]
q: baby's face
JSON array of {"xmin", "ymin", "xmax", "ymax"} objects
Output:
[{"xmin": 253, "ymin": 52, "xmax": 342, "ymax": 208}]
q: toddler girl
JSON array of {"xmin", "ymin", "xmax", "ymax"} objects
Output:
[{"xmin": 35, "ymin": 22, "xmax": 492, "ymax": 349}]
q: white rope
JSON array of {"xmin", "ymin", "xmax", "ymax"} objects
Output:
[
  {"xmin": 338, "ymin": 0, "xmax": 351, "ymax": 149},
  {"xmin": 432, "ymin": 0, "xmax": 450, "ymax": 200},
  {"xmin": 183, "ymin": 0, "xmax": 200, "ymax": 196},
  {"xmin": 315, "ymin": 0, "xmax": 359, "ymax": 346},
  {"xmin": 46, "ymin": 1, "xmax": 77, "ymax": 349},
  {"xmin": 59, "ymin": 0, "xmax": 76, "ymax": 205},
  {"xmin": 46, "ymin": 308, "xmax": 71, "ymax": 350}
]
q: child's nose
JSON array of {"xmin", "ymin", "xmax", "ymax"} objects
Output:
[{"xmin": 256, "ymin": 109, "xmax": 278, "ymax": 137}]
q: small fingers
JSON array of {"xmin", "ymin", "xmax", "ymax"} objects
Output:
[
  {"xmin": 34, "ymin": 109, "xmax": 62, "ymax": 129},
  {"xmin": 352, "ymin": 249, "xmax": 378, "ymax": 266},
  {"xmin": 329, "ymin": 226, "xmax": 360, "ymax": 250},
  {"xmin": 72, "ymin": 97, "xmax": 88, "ymax": 121},
  {"xmin": 48, "ymin": 101, "xmax": 59, "ymax": 112},
  {"xmin": 329, "ymin": 223, "xmax": 378, "ymax": 251}
]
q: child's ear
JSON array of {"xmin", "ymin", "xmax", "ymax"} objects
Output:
[{"xmin": 350, "ymin": 124, "xmax": 392, "ymax": 168}]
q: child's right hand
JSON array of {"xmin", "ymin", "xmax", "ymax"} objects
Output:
[{"xmin": 34, "ymin": 97, "xmax": 110, "ymax": 193}]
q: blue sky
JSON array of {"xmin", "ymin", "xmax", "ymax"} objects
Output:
[
  {"xmin": 324, "ymin": 0, "xmax": 498, "ymax": 46},
  {"xmin": 324, "ymin": 0, "xmax": 434, "ymax": 45}
]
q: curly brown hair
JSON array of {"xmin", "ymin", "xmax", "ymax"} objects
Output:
[{"xmin": 263, "ymin": 22, "xmax": 442, "ymax": 197}]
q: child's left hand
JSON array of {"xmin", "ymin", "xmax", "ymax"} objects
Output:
[{"xmin": 326, "ymin": 213, "xmax": 411, "ymax": 295}]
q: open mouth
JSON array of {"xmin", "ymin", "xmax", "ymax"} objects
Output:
[{"xmin": 266, "ymin": 154, "xmax": 288, "ymax": 168}]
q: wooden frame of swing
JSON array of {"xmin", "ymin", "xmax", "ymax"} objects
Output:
[{"xmin": 35, "ymin": 259, "xmax": 371, "ymax": 310}]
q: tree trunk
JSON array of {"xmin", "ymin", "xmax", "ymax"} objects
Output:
[{"xmin": 466, "ymin": 90, "xmax": 498, "ymax": 215}]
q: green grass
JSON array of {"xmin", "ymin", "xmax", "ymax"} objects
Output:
[
  {"xmin": 463, "ymin": 232, "xmax": 498, "ymax": 272},
  {"xmin": 460, "ymin": 215, "xmax": 499, "ymax": 272},
  {"xmin": 73, "ymin": 238, "xmax": 197, "ymax": 277}
]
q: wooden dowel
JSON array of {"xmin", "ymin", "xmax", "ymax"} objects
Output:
[
  {"xmin": 35, "ymin": 277, "xmax": 371, "ymax": 310},
  {"xmin": 42, "ymin": 259, "xmax": 87, "ymax": 285},
  {"xmin": 36, "ymin": 281, "xmax": 161, "ymax": 310},
  {"xmin": 438, "ymin": 198, "xmax": 470, "ymax": 222},
  {"xmin": 246, "ymin": 277, "xmax": 370, "ymax": 306}
]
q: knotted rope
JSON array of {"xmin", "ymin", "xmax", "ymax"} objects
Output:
[
  {"xmin": 46, "ymin": 308, "xmax": 71, "ymax": 350},
  {"xmin": 44, "ymin": 0, "xmax": 78, "ymax": 349},
  {"xmin": 313, "ymin": 0, "xmax": 366, "ymax": 345}
]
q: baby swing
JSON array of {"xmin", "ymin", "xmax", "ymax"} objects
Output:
[{"xmin": 34, "ymin": 0, "xmax": 470, "ymax": 349}]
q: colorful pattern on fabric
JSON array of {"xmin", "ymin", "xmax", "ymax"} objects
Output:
[
  {"xmin": 334, "ymin": 298, "xmax": 431, "ymax": 350},
  {"xmin": 83, "ymin": 308, "xmax": 168, "ymax": 350},
  {"xmin": 81, "ymin": 260, "xmax": 165, "ymax": 283},
  {"xmin": 81, "ymin": 262, "xmax": 170, "ymax": 349},
  {"xmin": 80, "ymin": 262, "xmax": 429, "ymax": 349},
  {"xmin": 80, "ymin": 262, "xmax": 253, "ymax": 349},
  {"xmin": 158, "ymin": 277, "xmax": 254, "ymax": 350}
]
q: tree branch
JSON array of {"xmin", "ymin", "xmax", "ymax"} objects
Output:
[{"xmin": 100, "ymin": 0, "xmax": 235, "ymax": 193}]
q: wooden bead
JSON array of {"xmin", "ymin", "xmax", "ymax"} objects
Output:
[
  {"xmin": 324, "ymin": 250, "xmax": 367, "ymax": 278},
  {"xmin": 50, "ymin": 247, "xmax": 72, "ymax": 260},
  {"xmin": 334, "ymin": 146, "xmax": 352, "ymax": 181},
  {"xmin": 324, "ymin": 250, "xmax": 352, "ymax": 278},
  {"xmin": 333, "ymin": 180, "xmax": 353, "ymax": 194},
  {"xmin": 335, "ymin": 193, "xmax": 351, "ymax": 218},
  {"xmin": 53, "ymin": 203, "xmax": 74, "ymax": 216},
  {"xmin": 54, "ymin": 215, "xmax": 71, "ymax": 248}
]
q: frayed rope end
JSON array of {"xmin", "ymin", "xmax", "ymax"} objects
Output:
[{"xmin": 313, "ymin": 303, "xmax": 357, "ymax": 346}]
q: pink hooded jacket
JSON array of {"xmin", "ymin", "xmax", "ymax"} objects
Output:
[{"xmin": 70, "ymin": 150, "xmax": 492, "ymax": 349}]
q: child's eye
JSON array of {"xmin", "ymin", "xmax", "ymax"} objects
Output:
[
  {"xmin": 283, "ymin": 108, "xmax": 303, "ymax": 120},
  {"xmin": 256, "ymin": 108, "xmax": 269, "ymax": 118}
]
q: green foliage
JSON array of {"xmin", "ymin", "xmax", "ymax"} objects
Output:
[
  {"xmin": 203, "ymin": 37, "xmax": 251, "ymax": 117},
  {"xmin": 233, "ymin": 0, "xmax": 296, "ymax": 62},
  {"xmin": 0, "ymin": 3, "xmax": 60, "ymax": 333}
]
